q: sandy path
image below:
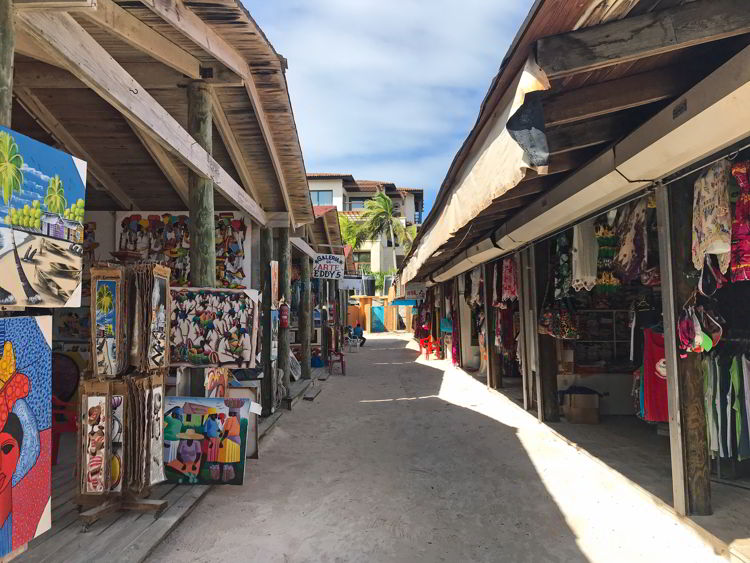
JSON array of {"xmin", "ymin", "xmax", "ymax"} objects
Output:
[{"xmin": 148, "ymin": 333, "xmax": 725, "ymax": 563}]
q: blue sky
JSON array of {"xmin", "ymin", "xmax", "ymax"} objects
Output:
[{"xmin": 247, "ymin": 1, "xmax": 532, "ymax": 214}]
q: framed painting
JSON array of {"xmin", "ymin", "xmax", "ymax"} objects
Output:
[
  {"xmin": 0, "ymin": 126, "xmax": 87, "ymax": 308},
  {"xmin": 115, "ymin": 211, "xmax": 250, "ymax": 288},
  {"xmin": 170, "ymin": 288, "xmax": 258, "ymax": 368},
  {"xmin": 0, "ymin": 316, "xmax": 52, "ymax": 556},
  {"xmin": 90, "ymin": 266, "xmax": 129, "ymax": 378},
  {"xmin": 163, "ymin": 397, "xmax": 249, "ymax": 485}
]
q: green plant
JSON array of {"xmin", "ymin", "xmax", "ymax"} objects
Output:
[
  {"xmin": 361, "ymin": 192, "xmax": 407, "ymax": 270},
  {"xmin": 44, "ymin": 174, "xmax": 67, "ymax": 215},
  {"xmin": 339, "ymin": 214, "xmax": 366, "ymax": 250},
  {"xmin": 373, "ymin": 269, "xmax": 396, "ymax": 292}
]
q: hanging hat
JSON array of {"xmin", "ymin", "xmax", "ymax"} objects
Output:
[{"xmin": 177, "ymin": 428, "xmax": 204, "ymax": 440}]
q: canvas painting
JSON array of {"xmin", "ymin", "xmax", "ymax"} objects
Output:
[
  {"xmin": 148, "ymin": 275, "xmax": 167, "ymax": 369},
  {"xmin": 83, "ymin": 395, "xmax": 108, "ymax": 495},
  {"xmin": 0, "ymin": 126, "xmax": 87, "ymax": 307},
  {"xmin": 109, "ymin": 395, "xmax": 124, "ymax": 493},
  {"xmin": 149, "ymin": 385, "xmax": 165, "ymax": 485},
  {"xmin": 163, "ymin": 397, "xmax": 249, "ymax": 485},
  {"xmin": 94, "ymin": 279, "xmax": 118, "ymax": 376},
  {"xmin": 170, "ymin": 289, "xmax": 258, "ymax": 368},
  {"xmin": 204, "ymin": 368, "xmax": 230, "ymax": 398},
  {"xmin": 116, "ymin": 211, "xmax": 250, "ymax": 288},
  {"xmin": 0, "ymin": 317, "xmax": 52, "ymax": 556}
]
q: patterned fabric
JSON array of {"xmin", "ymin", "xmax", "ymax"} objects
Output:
[
  {"xmin": 572, "ymin": 219, "xmax": 598, "ymax": 292},
  {"xmin": 731, "ymin": 162, "xmax": 750, "ymax": 282},
  {"xmin": 501, "ymin": 258, "xmax": 518, "ymax": 301},
  {"xmin": 553, "ymin": 233, "xmax": 572, "ymax": 300},
  {"xmin": 614, "ymin": 198, "xmax": 648, "ymax": 283},
  {"xmin": 692, "ymin": 159, "xmax": 731, "ymax": 274},
  {"xmin": 595, "ymin": 212, "xmax": 621, "ymax": 292}
]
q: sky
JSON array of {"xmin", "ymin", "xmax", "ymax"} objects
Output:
[{"xmin": 247, "ymin": 0, "xmax": 533, "ymax": 215}]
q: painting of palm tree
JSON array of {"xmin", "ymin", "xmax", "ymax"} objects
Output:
[
  {"xmin": 0, "ymin": 131, "xmax": 41, "ymax": 304},
  {"xmin": 44, "ymin": 175, "xmax": 67, "ymax": 215},
  {"xmin": 96, "ymin": 282, "xmax": 113, "ymax": 314},
  {"xmin": 361, "ymin": 191, "xmax": 407, "ymax": 271}
]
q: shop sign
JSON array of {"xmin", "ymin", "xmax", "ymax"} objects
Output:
[
  {"xmin": 313, "ymin": 253, "xmax": 344, "ymax": 279},
  {"xmin": 406, "ymin": 282, "xmax": 427, "ymax": 300},
  {"xmin": 340, "ymin": 276, "xmax": 363, "ymax": 292}
]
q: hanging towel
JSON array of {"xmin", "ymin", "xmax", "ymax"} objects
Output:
[
  {"xmin": 572, "ymin": 218, "xmax": 598, "ymax": 292},
  {"xmin": 501, "ymin": 258, "xmax": 518, "ymax": 302},
  {"xmin": 692, "ymin": 159, "xmax": 731, "ymax": 274}
]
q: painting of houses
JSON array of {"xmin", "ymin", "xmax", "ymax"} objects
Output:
[{"xmin": 0, "ymin": 126, "xmax": 87, "ymax": 307}]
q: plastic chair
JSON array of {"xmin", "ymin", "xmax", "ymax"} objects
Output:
[
  {"xmin": 345, "ymin": 336, "xmax": 360, "ymax": 353},
  {"xmin": 329, "ymin": 347, "xmax": 346, "ymax": 375},
  {"xmin": 51, "ymin": 396, "xmax": 77, "ymax": 466}
]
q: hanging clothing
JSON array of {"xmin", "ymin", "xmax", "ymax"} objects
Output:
[
  {"xmin": 595, "ymin": 212, "xmax": 621, "ymax": 292},
  {"xmin": 470, "ymin": 268, "xmax": 481, "ymax": 306},
  {"xmin": 703, "ymin": 355, "xmax": 720, "ymax": 456},
  {"xmin": 493, "ymin": 262, "xmax": 501, "ymax": 306},
  {"xmin": 614, "ymin": 198, "xmax": 648, "ymax": 282},
  {"xmin": 692, "ymin": 159, "xmax": 731, "ymax": 274},
  {"xmin": 731, "ymin": 357, "xmax": 750, "ymax": 460},
  {"xmin": 630, "ymin": 308, "xmax": 660, "ymax": 367},
  {"xmin": 572, "ymin": 218, "xmax": 598, "ymax": 292},
  {"xmin": 643, "ymin": 328, "xmax": 668, "ymax": 422},
  {"xmin": 501, "ymin": 258, "xmax": 518, "ymax": 302},
  {"xmin": 731, "ymin": 162, "xmax": 750, "ymax": 282},
  {"xmin": 553, "ymin": 233, "xmax": 572, "ymax": 300}
]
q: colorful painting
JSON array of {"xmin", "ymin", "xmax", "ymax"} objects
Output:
[
  {"xmin": 0, "ymin": 317, "xmax": 51, "ymax": 556},
  {"xmin": 163, "ymin": 397, "xmax": 249, "ymax": 485},
  {"xmin": 148, "ymin": 275, "xmax": 167, "ymax": 369},
  {"xmin": 149, "ymin": 386, "xmax": 165, "ymax": 485},
  {"xmin": 53, "ymin": 308, "xmax": 90, "ymax": 341},
  {"xmin": 0, "ymin": 126, "xmax": 87, "ymax": 307},
  {"xmin": 83, "ymin": 395, "xmax": 107, "ymax": 494},
  {"xmin": 109, "ymin": 395, "xmax": 124, "ymax": 493},
  {"xmin": 170, "ymin": 289, "xmax": 258, "ymax": 368},
  {"xmin": 94, "ymin": 280, "xmax": 117, "ymax": 376},
  {"xmin": 204, "ymin": 368, "xmax": 230, "ymax": 398},
  {"xmin": 116, "ymin": 211, "xmax": 250, "ymax": 288}
]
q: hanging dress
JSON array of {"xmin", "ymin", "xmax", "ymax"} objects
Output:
[
  {"xmin": 731, "ymin": 161, "xmax": 750, "ymax": 282},
  {"xmin": 595, "ymin": 211, "xmax": 621, "ymax": 292},
  {"xmin": 501, "ymin": 257, "xmax": 518, "ymax": 302},
  {"xmin": 571, "ymin": 218, "xmax": 598, "ymax": 292},
  {"xmin": 614, "ymin": 199, "xmax": 648, "ymax": 283},
  {"xmin": 692, "ymin": 159, "xmax": 731, "ymax": 274},
  {"xmin": 554, "ymin": 232, "xmax": 572, "ymax": 300}
]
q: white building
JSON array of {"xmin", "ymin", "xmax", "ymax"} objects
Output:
[{"xmin": 307, "ymin": 174, "xmax": 424, "ymax": 273}]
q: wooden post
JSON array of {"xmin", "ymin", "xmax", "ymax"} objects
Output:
[
  {"xmin": 482, "ymin": 262, "xmax": 499, "ymax": 389},
  {"xmin": 187, "ymin": 80, "xmax": 215, "ymax": 396},
  {"xmin": 518, "ymin": 249, "xmax": 531, "ymax": 411},
  {"xmin": 0, "ymin": 1, "xmax": 13, "ymax": 127},
  {"xmin": 656, "ymin": 181, "xmax": 710, "ymax": 516},
  {"xmin": 534, "ymin": 240, "xmax": 559, "ymax": 422},
  {"xmin": 321, "ymin": 306, "xmax": 329, "ymax": 366},
  {"xmin": 300, "ymin": 255, "xmax": 311, "ymax": 380},
  {"xmin": 260, "ymin": 227, "xmax": 274, "ymax": 416},
  {"xmin": 277, "ymin": 226, "xmax": 290, "ymax": 396}
]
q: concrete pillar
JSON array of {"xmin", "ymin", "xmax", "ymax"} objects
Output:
[
  {"xmin": 277, "ymin": 226, "xmax": 291, "ymax": 396},
  {"xmin": 300, "ymin": 255, "xmax": 311, "ymax": 380},
  {"xmin": 260, "ymin": 227, "xmax": 274, "ymax": 415}
]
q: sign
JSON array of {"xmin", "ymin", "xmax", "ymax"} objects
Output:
[
  {"xmin": 339, "ymin": 275, "xmax": 363, "ymax": 292},
  {"xmin": 405, "ymin": 282, "xmax": 427, "ymax": 301},
  {"xmin": 313, "ymin": 253, "xmax": 344, "ymax": 279},
  {"xmin": 270, "ymin": 260, "xmax": 279, "ymax": 306}
]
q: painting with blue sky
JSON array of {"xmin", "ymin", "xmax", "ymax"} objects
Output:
[
  {"xmin": 0, "ymin": 126, "xmax": 87, "ymax": 307},
  {"xmin": 94, "ymin": 280, "xmax": 117, "ymax": 376}
]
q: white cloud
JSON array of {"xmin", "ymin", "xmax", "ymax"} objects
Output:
[
  {"xmin": 21, "ymin": 163, "xmax": 50, "ymax": 183},
  {"xmin": 247, "ymin": 0, "xmax": 531, "ymax": 211}
]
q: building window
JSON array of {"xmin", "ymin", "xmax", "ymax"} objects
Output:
[
  {"xmin": 347, "ymin": 197, "xmax": 368, "ymax": 210},
  {"xmin": 311, "ymin": 190, "xmax": 333, "ymax": 205},
  {"xmin": 354, "ymin": 251, "xmax": 371, "ymax": 272}
]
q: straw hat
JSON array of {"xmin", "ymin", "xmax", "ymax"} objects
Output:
[{"xmin": 177, "ymin": 428, "xmax": 204, "ymax": 440}]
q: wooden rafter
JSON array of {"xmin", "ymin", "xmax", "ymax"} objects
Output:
[
  {"xmin": 14, "ymin": 87, "xmax": 136, "ymax": 210},
  {"xmin": 210, "ymin": 89, "xmax": 262, "ymax": 205},
  {"xmin": 547, "ymin": 114, "xmax": 630, "ymax": 155},
  {"xmin": 137, "ymin": 0, "xmax": 297, "ymax": 227},
  {"xmin": 126, "ymin": 120, "xmax": 189, "ymax": 206},
  {"xmin": 17, "ymin": 10, "xmax": 267, "ymax": 225},
  {"xmin": 537, "ymin": 0, "xmax": 750, "ymax": 79},
  {"xmin": 15, "ymin": 0, "xmax": 95, "ymax": 8}
]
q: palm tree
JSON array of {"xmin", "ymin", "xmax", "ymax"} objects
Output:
[
  {"xmin": 0, "ymin": 131, "xmax": 41, "ymax": 304},
  {"xmin": 361, "ymin": 192, "xmax": 407, "ymax": 271},
  {"xmin": 338, "ymin": 214, "xmax": 366, "ymax": 251},
  {"xmin": 44, "ymin": 175, "xmax": 67, "ymax": 215},
  {"xmin": 96, "ymin": 283, "xmax": 114, "ymax": 314},
  {"xmin": 402, "ymin": 224, "xmax": 418, "ymax": 254}
]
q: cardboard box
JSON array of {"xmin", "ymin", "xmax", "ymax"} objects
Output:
[{"xmin": 563, "ymin": 393, "xmax": 600, "ymax": 424}]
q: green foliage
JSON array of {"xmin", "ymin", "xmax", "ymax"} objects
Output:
[
  {"xmin": 360, "ymin": 192, "xmax": 410, "ymax": 270},
  {"xmin": 339, "ymin": 214, "xmax": 366, "ymax": 250},
  {"xmin": 373, "ymin": 269, "xmax": 396, "ymax": 292},
  {"xmin": 0, "ymin": 132, "xmax": 23, "ymax": 208},
  {"xmin": 44, "ymin": 174, "xmax": 67, "ymax": 215}
]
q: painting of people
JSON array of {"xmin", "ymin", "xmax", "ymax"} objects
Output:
[
  {"xmin": 170, "ymin": 289, "xmax": 258, "ymax": 368},
  {"xmin": 148, "ymin": 275, "xmax": 167, "ymax": 369},
  {"xmin": 94, "ymin": 280, "xmax": 117, "ymax": 376},
  {"xmin": 116, "ymin": 211, "xmax": 249, "ymax": 288},
  {"xmin": 0, "ymin": 317, "xmax": 52, "ymax": 556},
  {"xmin": 0, "ymin": 127, "xmax": 87, "ymax": 307},
  {"xmin": 163, "ymin": 397, "xmax": 249, "ymax": 485}
]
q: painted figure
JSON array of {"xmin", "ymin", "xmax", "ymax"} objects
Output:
[{"xmin": 218, "ymin": 406, "xmax": 241, "ymax": 464}]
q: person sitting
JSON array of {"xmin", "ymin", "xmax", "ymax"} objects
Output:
[{"xmin": 352, "ymin": 323, "xmax": 366, "ymax": 347}]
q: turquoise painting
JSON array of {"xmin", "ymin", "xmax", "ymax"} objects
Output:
[{"xmin": 0, "ymin": 126, "xmax": 87, "ymax": 307}]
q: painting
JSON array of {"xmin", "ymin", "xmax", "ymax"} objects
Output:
[
  {"xmin": 94, "ymin": 279, "xmax": 118, "ymax": 376},
  {"xmin": 0, "ymin": 126, "xmax": 87, "ymax": 307},
  {"xmin": 204, "ymin": 368, "xmax": 230, "ymax": 398},
  {"xmin": 53, "ymin": 308, "xmax": 90, "ymax": 342},
  {"xmin": 83, "ymin": 395, "xmax": 108, "ymax": 495},
  {"xmin": 109, "ymin": 395, "xmax": 124, "ymax": 493},
  {"xmin": 0, "ymin": 316, "xmax": 51, "ymax": 556},
  {"xmin": 149, "ymin": 385, "xmax": 165, "ymax": 485},
  {"xmin": 163, "ymin": 397, "xmax": 249, "ymax": 485},
  {"xmin": 148, "ymin": 274, "xmax": 168, "ymax": 369},
  {"xmin": 116, "ymin": 211, "xmax": 250, "ymax": 288},
  {"xmin": 170, "ymin": 288, "xmax": 258, "ymax": 368}
]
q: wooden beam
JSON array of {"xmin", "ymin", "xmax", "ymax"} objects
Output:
[
  {"xmin": 543, "ymin": 67, "xmax": 696, "ymax": 127},
  {"xmin": 15, "ymin": 0, "xmax": 96, "ymax": 8},
  {"xmin": 126, "ymin": 119, "xmax": 189, "ymax": 206},
  {"xmin": 15, "ymin": 87, "xmax": 135, "ymax": 209},
  {"xmin": 523, "ymin": 149, "xmax": 593, "ymax": 180},
  {"xmin": 14, "ymin": 61, "xmax": 241, "ymax": 90},
  {"xmin": 210, "ymin": 89, "xmax": 262, "ymax": 204},
  {"xmin": 15, "ymin": 26, "xmax": 63, "ymax": 68},
  {"xmin": 0, "ymin": 0, "xmax": 13, "ymax": 127},
  {"xmin": 137, "ymin": 0, "xmax": 297, "ymax": 227},
  {"xmin": 77, "ymin": 0, "xmax": 201, "ymax": 79},
  {"xmin": 537, "ymin": 0, "xmax": 750, "ymax": 79},
  {"xmin": 17, "ymin": 11, "xmax": 266, "ymax": 225},
  {"xmin": 547, "ymin": 114, "xmax": 629, "ymax": 155}
]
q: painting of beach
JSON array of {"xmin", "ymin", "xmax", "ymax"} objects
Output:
[
  {"xmin": 95, "ymin": 280, "xmax": 117, "ymax": 376},
  {"xmin": 0, "ymin": 126, "xmax": 87, "ymax": 307}
]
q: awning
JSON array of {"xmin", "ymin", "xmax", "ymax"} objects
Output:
[
  {"xmin": 391, "ymin": 299, "xmax": 417, "ymax": 306},
  {"xmin": 290, "ymin": 237, "xmax": 316, "ymax": 259},
  {"xmin": 401, "ymin": 56, "xmax": 549, "ymax": 284}
]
